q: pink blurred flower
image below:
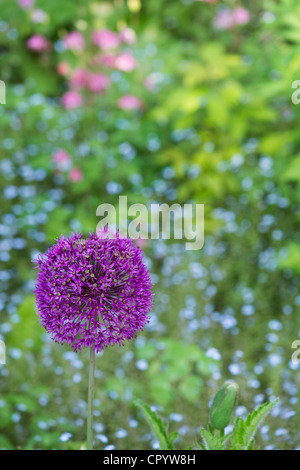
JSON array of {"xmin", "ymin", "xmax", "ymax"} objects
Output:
[
  {"xmin": 52, "ymin": 149, "xmax": 72, "ymax": 171},
  {"xmin": 61, "ymin": 91, "xmax": 83, "ymax": 109},
  {"xmin": 120, "ymin": 27, "xmax": 136, "ymax": 45},
  {"xmin": 214, "ymin": 10, "xmax": 235, "ymax": 30},
  {"xmin": 194, "ymin": 0, "xmax": 218, "ymax": 3},
  {"xmin": 68, "ymin": 167, "xmax": 83, "ymax": 182},
  {"xmin": 92, "ymin": 29, "xmax": 120, "ymax": 49},
  {"xmin": 118, "ymin": 94, "xmax": 143, "ymax": 110},
  {"xmin": 88, "ymin": 73, "xmax": 110, "ymax": 94},
  {"xmin": 144, "ymin": 75, "xmax": 156, "ymax": 92},
  {"xmin": 30, "ymin": 8, "xmax": 47, "ymax": 23},
  {"xmin": 134, "ymin": 237, "xmax": 148, "ymax": 249},
  {"xmin": 99, "ymin": 54, "xmax": 116, "ymax": 67},
  {"xmin": 70, "ymin": 69, "xmax": 90, "ymax": 89},
  {"xmin": 27, "ymin": 34, "xmax": 49, "ymax": 52},
  {"xmin": 232, "ymin": 7, "xmax": 250, "ymax": 25},
  {"xmin": 57, "ymin": 62, "xmax": 70, "ymax": 76},
  {"xmin": 114, "ymin": 52, "xmax": 137, "ymax": 72},
  {"xmin": 18, "ymin": 0, "xmax": 35, "ymax": 9},
  {"xmin": 63, "ymin": 31, "xmax": 85, "ymax": 51}
]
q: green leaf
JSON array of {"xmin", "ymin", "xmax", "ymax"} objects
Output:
[
  {"xmin": 168, "ymin": 431, "xmax": 179, "ymax": 448},
  {"xmin": 133, "ymin": 399, "xmax": 176, "ymax": 450},
  {"xmin": 195, "ymin": 440, "xmax": 206, "ymax": 451},
  {"xmin": 198, "ymin": 429, "xmax": 227, "ymax": 451},
  {"xmin": 231, "ymin": 399, "xmax": 279, "ymax": 450}
]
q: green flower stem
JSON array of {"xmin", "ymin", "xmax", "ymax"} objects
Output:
[{"xmin": 87, "ymin": 347, "xmax": 95, "ymax": 450}]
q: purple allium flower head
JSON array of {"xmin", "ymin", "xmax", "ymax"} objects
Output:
[{"xmin": 34, "ymin": 231, "xmax": 153, "ymax": 353}]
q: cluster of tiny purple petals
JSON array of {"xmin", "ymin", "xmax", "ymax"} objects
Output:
[{"xmin": 34, "ymin": 232, "xmax": 153, "ymax": 353}]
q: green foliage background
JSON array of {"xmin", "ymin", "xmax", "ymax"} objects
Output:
[{"xmin": 1, "ymin": 0, "xmax": 300, "ymax": 450}]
